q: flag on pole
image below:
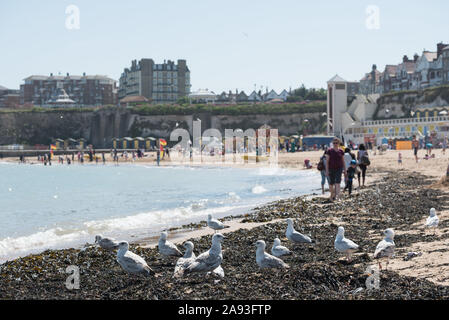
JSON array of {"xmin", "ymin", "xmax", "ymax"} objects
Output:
[
  {"xmin": 50, "ymin": 144, "xmax": 57, "ymax": 156},
  {"xmin": 159, "ymin": 139, "xmax": 167, "ymax": 158}
]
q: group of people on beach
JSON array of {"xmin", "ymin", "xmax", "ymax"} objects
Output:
[{"xmin": 318, "ymin": 138, "xmax": 370, "ymax": 202}]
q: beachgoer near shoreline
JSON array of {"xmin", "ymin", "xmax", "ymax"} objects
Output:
[
  {"xmin": 346, "ymin": 160, "xmax": 357, "ymax": 196},
  {"xmin": 318, "ymin": 151, "xmax": 328, "ymax": 195},
  {"xmin": 398, "ymin": 152, "xmax": 402, "ymax": 166},
  {"xmin": 412, "ymin": 135, "xmax": 419, "ymax": 163},
  {"xmin": 357, "ymin": 144, "xmax": 369, "ymax": 188},
  {"xmin": 325, "ymin": 138, "xmax": 347, "ymax": 202}
]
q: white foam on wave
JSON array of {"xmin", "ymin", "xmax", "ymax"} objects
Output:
[
  {"xmin": 0, "ymin": 203, "xmax": 249, "ymax": 263},
  {"xmin": 252, "ymin": 185, "xmax": 268, "ymax": 194}
]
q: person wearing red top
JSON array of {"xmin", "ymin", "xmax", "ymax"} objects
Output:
[{"xmin": 325, "ymin": 138, "xmax": 347, "ymax": 202}]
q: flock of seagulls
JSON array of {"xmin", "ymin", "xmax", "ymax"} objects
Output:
[{"xmin": 94, "ymin": 208, "xmax": 439, "ymax": 278}]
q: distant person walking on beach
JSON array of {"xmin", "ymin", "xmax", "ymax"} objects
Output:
[
  {"xmin": 325, "ymin": 138, "xmax": 347, "ymax": 202},
  {"xmin": 343, "ymin": 148, "xmax": 353, "ymax": 192},
  {"xmin": 412, "ymin": 135, "xmax": 419, "ymax": 163},
  {"xmin": 398, "ymin": 152, "xmax": 402, "ymax": 165},
  {"xmin": 357, "ymin": 144, "xmax": 369, "ymax": 188},
  {"xmin": 317, "ymin": 151, "xmax": 328, "ymax": 195},
  {"xmin": 346, "ymin": 160, "xmax": 357, "ymax": 196}
]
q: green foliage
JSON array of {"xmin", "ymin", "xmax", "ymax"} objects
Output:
[
  {"xmin": 290, "ymin": 84, "xmax": 327, "ymax": 101},
  {"xmin": 131, "ymin": 102, "xmax": 326, "ymax": 116}
]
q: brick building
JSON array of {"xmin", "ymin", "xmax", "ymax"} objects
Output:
[
  {"xmin": 20, "ymin": 73, "xmax": 117, "ymax": 107},
  {"xmin": 0, "ymin": 85, "xmax": 20, "ymax": 108}
]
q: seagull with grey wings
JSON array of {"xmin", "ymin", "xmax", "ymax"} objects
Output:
[
  {"xmin": 116, "ymin": 241, "xmax": 153, "ymax": 277},
  {"xmin": 334, "ymin": 226, "xmax": 359, "ymax": 262},
  {"xmin": 173, "ymin": 241, "xmax": 196, "ymax": 278},
  {"xmin": 374, "ymin": 228, "xmax": 396, "ymax": 270},
  {"xmin": 95, "ymin": 235, "xmax": 119, "ymax": 250},
  {"xmin": 271, "ymin": 238, "xmax": 292, "ymax": 257},
  {"xmin": 255, "ymin": 240, "xmax": 289, "ymax": 269},
  {"xmin": 158, "ymin": 231, "xmax": 183, "ymax": 257},
  {"xmin": 183, "ymin": 233, "xmax": 225, "ymax": 277},
  {"xmin": 286, "ymin": 218, "xmax": 313, "ymax": 244},
  {"xmin": 207, "ymin": 214, "xmax": 230, "ymax": 233}
]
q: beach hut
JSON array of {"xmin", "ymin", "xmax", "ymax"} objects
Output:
[
  {"xmin": 112, "ymin": 138, "xmax": 120, "ymax": 149},
  {"xmin": 145, "ymin": 137, "xmax": 157, "ymax": 150},
  {"xmin": 78, "ymin": 138, "xmax": 86, "ymax": 150},
  {"xmin": 54, "ymin": 139, "xmax": 65, "ymax": 150},
  {"xmin": 122, "ymin": 137, "xmax": 133, "ymax": 149},
  {"xmin": 134, "ymin": 137, "xmax": 145, "ymax": 149},
  {"xmin": 66, "ymin": 138, "xmax": 77, "ymax": 150}
]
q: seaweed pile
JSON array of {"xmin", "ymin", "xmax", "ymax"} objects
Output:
[{"xmin": 1, "ymin": 170, "xmax": 448, "ymax": 300}]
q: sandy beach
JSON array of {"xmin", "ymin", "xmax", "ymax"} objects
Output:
[{"xmin": 1, "ymin": 148, "xmax": 449, "ymax": 299}]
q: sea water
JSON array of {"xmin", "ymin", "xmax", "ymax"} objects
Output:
[{"xmin": 0, "ymin": 162, "xmax": 320, "ymax": 262}]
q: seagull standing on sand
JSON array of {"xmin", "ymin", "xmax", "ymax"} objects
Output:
[
  {"xmin": 116, "ymin": 241, "xmax": 153, "ymax": 277},
  {"xmin": 95, "ymin": 235, "xmax": 119, "ymax": 250},
  {"xmin": 374, "ymin": 228, "xmax": 396, "ymax": 270},
  {"xmin": 255, "ymin": 240, "xmax": 289, "ymax": 269},
  {"xmin": 271, "ymin": 238, "xmax": 292, "ymax": 257},
  {"xmin": 183, "ymin": 233, "xmax": 225, "ymax": 276},
  {"xmin": 334, "ymin": 226, "xmax": 359, "ymax": 262},
  {"xmin": 207, "ymin": 214, "xmax": 230, "ymax": 233},
  {"xmin": 286, "ymin": 218, "xmax": 313, "ymax": 244},
  {"xmin": 158, "ymin": 231, "xmax": 183, "ymax": 257},
  {"xmin": 425, "ymin": 208, "xmax": 439, "ymax": 233}
]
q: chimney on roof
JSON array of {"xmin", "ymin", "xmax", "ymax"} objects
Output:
[
  {"xmin": 414, "ymin": 54, "xmax": 419, "ymax": 62},
  {"xmin": 437, "ymin": 42, "xmax": 448, "ymax": 57},
  {"xmin": 403, "ymin": 55, "xmax": 409, "ymax": 63}
]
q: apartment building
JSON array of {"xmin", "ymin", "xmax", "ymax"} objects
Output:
[
  {"xmin": 20, "ymin": 73, "xmax": 117, "ymax": 106},
  {"xmin": 118, "ymin": 59, "xmax": 191, "ymax": 104}
]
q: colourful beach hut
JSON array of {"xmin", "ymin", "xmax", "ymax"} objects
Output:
[
  {"xmin": 122, "ymin": 137, "xmax": 133, "ymax": 149},
  {"xmin": 112, "ymin": 138, "xmax": 120, "ymax": 149},
  {"xmin": 146, "ymin": 137, "xmax": 156, "ymax": 150},
  {"xmin": 78, "ymin": 138, "xmax": 86, "ymax": 150},
  {"xmin": 54, "ymin": 139, "xmax": 65, "ymax": 150},
  {"xmin": 66, "ymin": 138, "xmax": 77, "ymax": 150},
  {"xmin": 134, "ymin": 137, "xmax": 145, "ymax": 149}
]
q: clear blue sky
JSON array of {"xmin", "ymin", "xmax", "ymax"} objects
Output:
[{"xmin": 1, "ymin": 0, "xmax": 448, "ymax": 93}]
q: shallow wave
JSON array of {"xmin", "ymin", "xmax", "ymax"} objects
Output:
[
  {"xmin": 252, "ymin": 185, "xmax": 268, "ymax": 194},
  {"xmin": 0, "ymin": 203, "xmax": 249, "ymax": 263}
]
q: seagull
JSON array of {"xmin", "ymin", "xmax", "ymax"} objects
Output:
[
  {"xmin": 95, "ymin": 235, "xmax": 119, "ymax": 250},
  {"xmin": 271, "ymin": 238, "xmax": 292, "ymax": 257},
  {"xmin": 184, "ymin": 233, "xmax": 225, "ymax": 276},
  {"xmin": 334, "ymin": 226, "xmax": 359, "ymax": 262},
  {"xmin": 374, "ymin": 228, "xmax": 396, "ymax": 270},
  {"xmin": 207, "ymin": 214, "xmax": 230, "ymax": 233},
  {"xmin": 158, "ymin": 231, "xmax": 182, "ymax": 257},
  {"xmin": 173, "ymin": 241, "xmax": 196, "ymax": 278},
  {"xmin": 286, "ymin": 218, "xmax": 313, "ymax": 244},
  {"xmin": 116, "ymin": 241, "xmax": 153, "ymax": 277},
  {"xmin": 425, "ymin": 208, "xmax": 439, "ymax": 233},
  {"xmin": 255, "ymin": 240, "xmax": 289, "ymax": 269}
]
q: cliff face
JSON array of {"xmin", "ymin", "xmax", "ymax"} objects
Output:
[
  {"xmin": 0, "ymin": 109, "xmax": 326, "ymax": 147},
  {"xmin": 374, "ymin": 85, "xmax": 449, "ymax": 119}
]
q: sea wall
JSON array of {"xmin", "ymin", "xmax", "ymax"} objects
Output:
[{"xmin": 0, "ymin": 108, "xmax": 326, "ymax": 148}]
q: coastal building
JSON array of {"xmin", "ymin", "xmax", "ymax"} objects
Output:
[
  {"xmin": 188, "ymin": 89, "xmax": 217, "ymax": 104},
  {"xmin": 0, "ymin": 85, "xmax": 20, "ymax": 108},
  {"xmin": 118, "ymin": 59, "xmax": 191, "ymax": 105},
  {"xmin": 327, "ymin": 74, "xmax": 449, "ymax": 145},
  {"xmin": 20, "ymin": 74, "xmax": 117, "ymax": 107},
  {"xmin": 360, "ymin": 42, "xmax": 449, "ymax": 95}
]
